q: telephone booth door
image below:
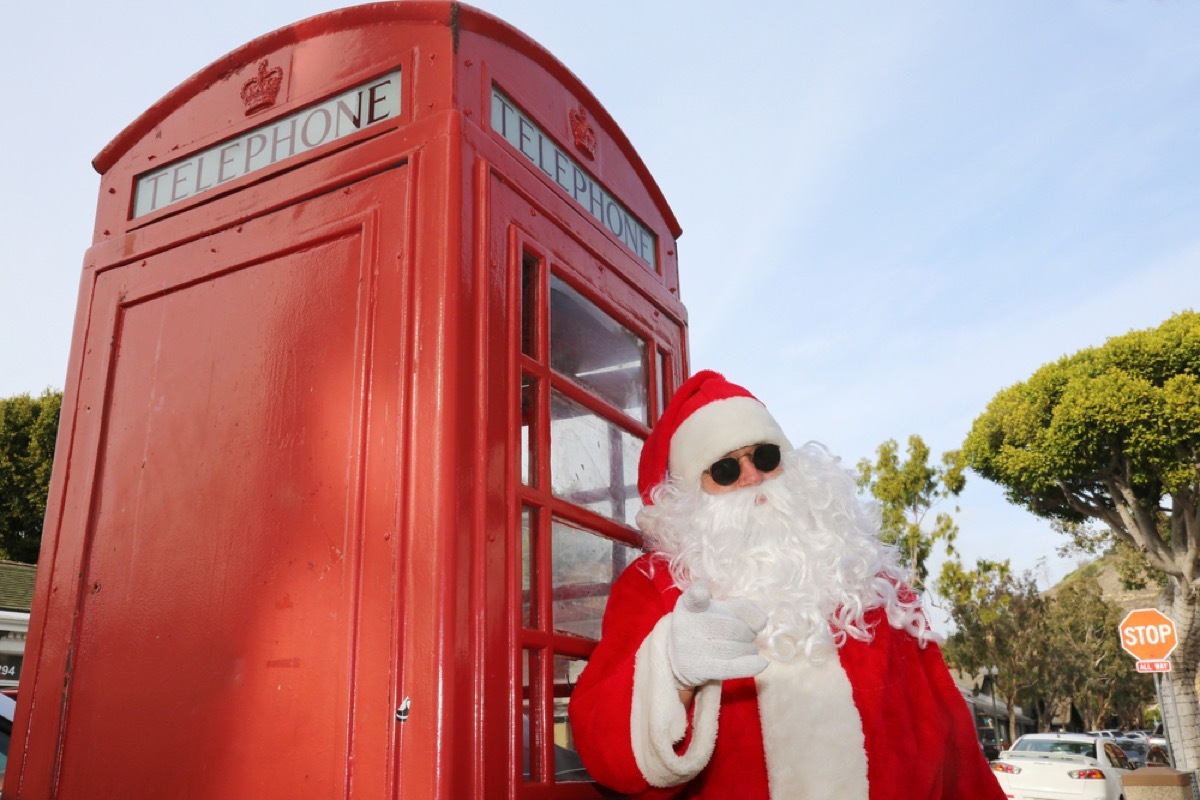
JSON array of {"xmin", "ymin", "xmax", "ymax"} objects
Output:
[
  {"xmin": 482, "ymin": 173, "xmax": 686, "ymax": 796},
  {"xmin": 11, "ymin": 166, "xmax": 413, "ymax": 800}
]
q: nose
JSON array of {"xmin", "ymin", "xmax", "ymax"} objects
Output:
[{"xmin": 735, "ymin": 453, "xmax": 767, "ymax": 488}]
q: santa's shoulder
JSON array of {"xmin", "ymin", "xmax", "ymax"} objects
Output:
[{"xmin": 623, "ymin": 553, "xmax": 682, "ymax": 600}]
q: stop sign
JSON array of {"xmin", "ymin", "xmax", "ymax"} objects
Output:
[{"xmin": 1119, "ymin": 608, "xmax": 1178, "ymax": 662}]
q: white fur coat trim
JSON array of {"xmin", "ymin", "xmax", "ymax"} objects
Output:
[
  {"xmin": 755, "ymin": 658, "xmax": 870, "ymax": 800},
  {"xmin": 630, "ymin": 616, "xmax": 722, "ymax": 787}
]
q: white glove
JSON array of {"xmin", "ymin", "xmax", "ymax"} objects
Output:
[{"xmin": 668, "ymin": 582, "xmax": 768, "ymax": 688}]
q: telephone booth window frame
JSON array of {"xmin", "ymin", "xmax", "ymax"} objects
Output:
[{"xmin": 513, "ymin": 235, "xmax": 672, "ymax": 796}]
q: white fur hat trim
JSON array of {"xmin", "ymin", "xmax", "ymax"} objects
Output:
[{"xmin": 668, "ymin": 396, "xmax": 792, "ymax": 486}]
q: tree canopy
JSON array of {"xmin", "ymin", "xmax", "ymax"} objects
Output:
[
  {"xmin": 963, "ymin": 310, "xmax": 1200, "ymax": 582},
  {"xmin": 938, "ymin": 559, "xmax": 1047, "ymax": 742},
  {"xmin": 857, "ymin": 434, "xmax": 965, "ymax": 592},
  {"xmin": 0, "ymin": 389, "xmax": 61, "ymax": 563}
]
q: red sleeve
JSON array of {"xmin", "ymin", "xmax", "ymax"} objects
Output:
[
  {"xmin": 890, "ymin": 584, "xmax": 1005, "ymax": 797},
  {"xmin": 568, "ymin": 555, "xmax": 685, "ymax": 797},
  {"xmin": 840, "ymin": 614, "xmax": 1007, "ymax": 800},
  {"xmin": 922, "ymin": 641, "xmax": 1007, "ymax": 800}
]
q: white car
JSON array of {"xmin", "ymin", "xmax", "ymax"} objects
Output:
[
  {"xmin": 992, "ymin": 732, "xmax": 1132, "ymax": 800},
  {"xmin": 1086, "ymin": 729, "xmax": 1122, "ymax": 739}
]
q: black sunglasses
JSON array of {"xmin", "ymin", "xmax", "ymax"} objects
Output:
[{"xmin": 706, "ymin": 443, "xmax": 782, "ymax": 486}]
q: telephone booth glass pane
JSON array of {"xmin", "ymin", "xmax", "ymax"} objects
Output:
[
  {"xmin": 656, "ymin": 348, "xmax": 670, "ymax": 419},
  {"xmin": 522, "ymin": 253, "xmax": 539, "ymax": 357},
  {"xmin": 551, "ymin": 518, "xmax": 638, "ymax": 640},
  {"xmin": 521, "ymin": 507, "xmax": 536, "ymax": 628},
  {"xmin": 549, "ymin": 275, "xmax": 648, "ymax": 424},
  {"xmin": 549, "ymin": 390, "xmax": 642, "ymax": 526},
  {"xmin": 520, "ymin": 375, "xmax": 538, "ymax": 487},
  {"xmin": 552, "ymin": 655, "xmax": 590, "ymax": 783}
]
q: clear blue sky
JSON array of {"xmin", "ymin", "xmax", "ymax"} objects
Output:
[{"xmin": 4, "ymin": 1, "xmax": 1199, "ymax": 628}]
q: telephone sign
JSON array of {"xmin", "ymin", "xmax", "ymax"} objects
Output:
[{"xmin": 1119, "ymin": 608, "xmax": 1177, "ymax": 672}]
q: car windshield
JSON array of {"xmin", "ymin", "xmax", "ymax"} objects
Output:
[{"xmin": 1013, "ymin": 739, "xmax": 1096, "ymax": 758}]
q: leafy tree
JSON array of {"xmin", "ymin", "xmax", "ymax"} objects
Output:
[
  {"xmin": 1046, "ymin": 575, "xmax": 1153, "ymax": 731},
  {"xmin": 857, "ymin": 434, "xmax": 965, "ymax": 593},
  {"xmin": 938, "ymin": 558, "xmax": 1048, "ymax": 743},
  {"xmin": 0, "ymin": 389, "xmax": 61, "ymax": 563},
  {"xmin": 963, "ymin": 310, "xmax": 1200, "ymax": 767}
]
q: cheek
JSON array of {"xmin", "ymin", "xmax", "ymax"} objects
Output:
[{"xmin": 700, "ymin": 475, "xmax": 737, "ymax": 495}]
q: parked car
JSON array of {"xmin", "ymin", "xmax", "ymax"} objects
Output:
[
  {"xmin": 1086, "ymin": 729, "xmax": 1122, "ymax": 739},
  {"xmin": 1115, "ymin": 735, "xmax": 1149, "ymax": 768},
  {"xmin": 979, "ymin": 729, "xmax": 1001, "ymax": 761},
  {"xmin": 992, "ymin": 732, "xmax": 1132, "ymax": 800}
]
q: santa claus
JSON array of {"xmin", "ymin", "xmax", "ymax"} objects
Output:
[{"xmin": 568, "ymin": 371, "xmax": 1004, "ymax": 799}]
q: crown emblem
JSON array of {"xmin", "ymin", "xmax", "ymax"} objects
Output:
[
  {"xmin": 569, "ymin": 106, "xmax": 597, "ymax": 160},
  {"xmin": 241, "ymin": 59, "xmax": 284, "ymax": 115}
]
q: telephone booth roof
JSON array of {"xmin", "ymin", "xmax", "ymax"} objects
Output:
[{"xmin": 92, "ymin": 1, "xmax": 680, "ymax": 243}]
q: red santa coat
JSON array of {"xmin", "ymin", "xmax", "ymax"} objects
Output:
[{"xmin": 569, "ymin": 554, "xmax": 1005, "ymax": 800}]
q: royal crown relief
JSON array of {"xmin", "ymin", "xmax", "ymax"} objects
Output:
[
  {"xmin": 241, "ymin": 59, "xmax": 285, "ymax": 115},
  {"xmin": 568, "ymin": 106, "xmax": 596, "ymax": 161}
]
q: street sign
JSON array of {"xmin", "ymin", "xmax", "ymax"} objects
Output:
[{"xmin": 1119, "ymin": 608, "xmax": 1177, "ymax": 672}]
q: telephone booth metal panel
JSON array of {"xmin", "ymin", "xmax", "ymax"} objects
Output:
[
  {"xmin": 48, "ymin": 179, "xmax": 408, "ymax": 799},
  {"xmin": 9, "ymin": 5, "xmax": 688, "ymax": 799}
]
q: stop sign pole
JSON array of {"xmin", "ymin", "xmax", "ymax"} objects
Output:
[{"xmin": 1119, "ymin": 608, "xmax": 1178, "ymax": 673}]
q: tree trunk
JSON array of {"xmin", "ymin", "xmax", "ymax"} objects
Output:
[{"xmin": 1164, "ymin": 584, "xmax": 1199, "ymax": 771}]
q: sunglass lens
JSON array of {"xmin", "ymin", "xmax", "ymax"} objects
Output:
[
  {"xmin": 708, "ymin": 457, "xmax": 740, "ymax": 486},
  {"xmin": 753, "ymin": 444, "xmax": 782, "ymax": 473}
]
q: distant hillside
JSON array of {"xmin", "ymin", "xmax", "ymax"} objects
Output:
[{"xmin": 1049, "ymin": 554, "xmax": 1164, "ymax": 612}]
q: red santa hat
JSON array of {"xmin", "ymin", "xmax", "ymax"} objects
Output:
[{"xmin": 638, "ymin": 370, "xmax": 792, "ymax": 503}]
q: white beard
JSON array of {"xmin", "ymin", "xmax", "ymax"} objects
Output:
[{"xmin": 636, "ymin": 442, "xmax": 936, "ymax": 664}]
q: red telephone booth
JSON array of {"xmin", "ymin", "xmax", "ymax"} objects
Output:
[{"xmin": 7, "ymin": 4, "xmax": 687, "ymax": 798}]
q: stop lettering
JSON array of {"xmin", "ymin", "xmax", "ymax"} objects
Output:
[{"xmin": 1118, "ymin": 608, "xmax": 1178, "ymax": 662}]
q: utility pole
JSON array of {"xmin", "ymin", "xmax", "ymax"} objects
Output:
[{"xmin": 989, "ymin": 666, "xmax": 1002, "ymax": 746}]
